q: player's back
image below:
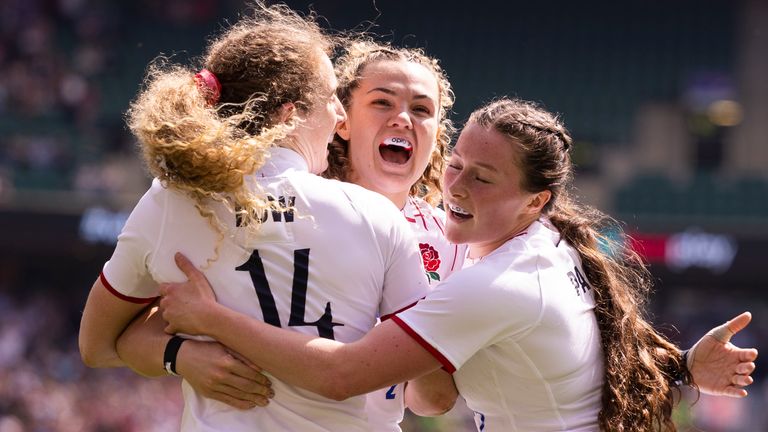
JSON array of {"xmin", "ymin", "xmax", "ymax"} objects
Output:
[{"xmin": 165, "ymin": 148, "xmax": 428, "ymax": 431}]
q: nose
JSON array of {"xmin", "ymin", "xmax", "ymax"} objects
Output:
[
  {"xmin": 446, "ymin": 170, "xmax": 468, "ymax": 199},
  {"xmin": 388, "ymin": 108, "xmax": 413, "ymax": 130}
]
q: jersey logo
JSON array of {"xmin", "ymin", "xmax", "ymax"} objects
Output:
[
  {"xmin": 419, "ymin": 243, "xmax": 441, "ymax": 282},
  {"xmin": 236, "ymin": 195, "xmax": 295, "ymax": 227}
]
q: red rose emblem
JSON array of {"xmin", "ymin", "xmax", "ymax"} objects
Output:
[{"xmin": 419, "ymin": 243, "xmax": 441, "ymax": 272}]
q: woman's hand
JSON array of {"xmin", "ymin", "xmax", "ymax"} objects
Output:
[
  {"xmin": 159, "ymin": 252, "xmax": 220, "ymax": 335},
  {"xmin": 176, "ymin": 339, "xmax": 274, "ymax": 409},
  {"xmin": 688, "ymin": 312, "xmax": 759, "ymax": 397}
]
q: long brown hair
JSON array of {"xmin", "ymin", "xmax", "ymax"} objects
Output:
[
  {"xmin": 324, "ymin": 40, "xmax": 454, "ymax": 206},
  {"xmin": 127, "ymin": 2, "xmax": 334, "ymax": 235},
  {"xmin": 469, "ymin": 98, "xmax": 692, "ymax": 431}
]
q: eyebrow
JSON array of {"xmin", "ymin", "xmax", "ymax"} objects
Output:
[
  {"xmin": 452, "ymin": 148, "xmax": 499, "ymax": 172},
  {"xmin": 366, "ymin": 87, "xmax": 434, "ymax": 102}
]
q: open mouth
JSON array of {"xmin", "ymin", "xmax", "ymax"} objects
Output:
[
  {"xmin": 447, "ymin": 203, "xmax": 473, "ymax": 220},
  {"xmin": 379, "ymin": 137, "xmax": 413, "ymax": 165}
]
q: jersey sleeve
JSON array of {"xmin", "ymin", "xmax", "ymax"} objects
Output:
[
  {"xmin": 392, "ymin": 254, "xmax": 543, "ymax": 372},
  {"xmin": 101, "ymin": 180, "xmax": 166, "ymax": 302}
]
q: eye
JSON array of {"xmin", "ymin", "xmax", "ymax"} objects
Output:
[
  {"xmin": 412, "ymin": 105, "xmax": 432, "ymax": 115},
  {"xmin": 475, "ymin": 177, "xmax": 492, "ymax": 184},
  {"xmin": 372, "ymin": 99, "xmax": 392, "ymax": 107}
]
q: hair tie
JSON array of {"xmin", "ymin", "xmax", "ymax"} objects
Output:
[{"xmin": 194, "ymin": 69, "xmax": 221, "ymax": 106}]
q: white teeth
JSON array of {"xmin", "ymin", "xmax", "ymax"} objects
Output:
[
  {"xmin": 448, "ymin": 204, "xmax": 470, "ymax": 215},
  {"xmin": 382, "ymin": 137, "xmax": 412, "ymax": 149}
]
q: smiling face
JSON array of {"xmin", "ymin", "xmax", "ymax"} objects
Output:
[
  {"xmin": 336, "ymin": 60, "xmax": 440, "ymax": 207},
  {"xmin": 443, "ymin": 121, "xmax": 550, "ymax": 258}
]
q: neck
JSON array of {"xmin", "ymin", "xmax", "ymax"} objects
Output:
[
  {"xmin": 348, "ymin": 172, "xmax": 409, "ymax": 209},
  {"xmin": 384, "ymin": 191, "xmax": 409, "ymax": 210}
]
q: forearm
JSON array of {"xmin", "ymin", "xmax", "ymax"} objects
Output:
[
  {"xmin": 200, "ymin": 304, "xmax": 440, "ymax": 400},
  {"xmin": 404, "ymin": 369, "xmax": 458, "ymax": 416},
  {"xmin": 116, "ymin": 305, "xmax": 172, "ymax": 377},
  {"xmin": 203, "ymin": 304, "xmax": 352, "ymax": 399}
]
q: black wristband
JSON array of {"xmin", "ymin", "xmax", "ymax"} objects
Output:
[
  {"xmin": 163, "ymin": 336, "xmax": 187, "ymax": 376},
  {"xmin": 674, "ymin": 349, "xmax": 692, "ymax": 386}
]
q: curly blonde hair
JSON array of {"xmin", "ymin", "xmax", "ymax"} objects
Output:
[
  {"xmin": 470, "ymin": 98, "xmax": 693, "ymax": 431},
  {"xmin": 126, "ymin": 2, "xmax": 335, "ymax": 251},
  {"xmin": 324, "ymin": 40, "xmax": 454, "ymax": 206}
]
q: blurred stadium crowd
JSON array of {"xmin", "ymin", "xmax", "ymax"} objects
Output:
[{"xmin": 1, "ymin": 0, "xmax": 766, "ymax": 431}]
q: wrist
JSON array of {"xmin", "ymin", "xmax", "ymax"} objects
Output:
[
  {"xmin": 199, "ymin": 302, "xmax": 226, "ymax": 338},
  {"xmin": 163, "ymin": 335, "xmax": 188, "ymax": 376}
]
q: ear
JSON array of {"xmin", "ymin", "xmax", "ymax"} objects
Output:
[
  {"xmin": 336, "ymin": 118, "xmax": 351, "ymax": 141},
  {"xmin": 526, "ymin": 190, "xmax": 552, "ymax": 214},
  {"xmin": 278, "ymin": 102, "xmax": 296, "ymax": 123}
]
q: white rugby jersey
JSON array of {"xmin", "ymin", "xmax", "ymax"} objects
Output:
[
  {"xmin": 101, "ymin": 148, "xmax": 430, "ymax": 432},
  {"xmin": 393, "ymin": 219, "xmax": 603, "ymax": 432},
  {"xmin": 365, "ymin": 196, "xmax": 468, "ymax": 432}
]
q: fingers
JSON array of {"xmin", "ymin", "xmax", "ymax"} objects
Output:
[
  {"xmin": 227, "ymin": 348, "xmax": 264, "ymax": 373},
  {"xmin": 735, "ymin": 361, "xmax": 756, "ymax": 375},
  {"xmin": 739, "ymin": 347, "xmax": 759, "ymax": 362},
  {"xmin": 230, "ymin": 362, "xmax": 270, "ymax": 386},
  {"xmin": 208, "ymin": 390, "xmax": 269, "ymax": 410},
  {"xmin": 216, "ymin": 377, "xmax": 274, "ymax": 400},
  {"xmin": 727, "ymin": 311, "xmax": 752, "ymax": 336},
  {"xmin": 706, "ymin": 323, "xmax": 735, "ymax": 344},
  {"xmin": 721, "ymin": 386, "xmax": 749, "ymax": 398},
  {"xmin": 732, "ymin": 373, "xmax": 754, "ymax": 387},
  {"xmin": 174, "ymin": 252, "xmax": 203, "ymax": 282},
  {"xmin": 220, "ymin": 360, "xmax": 273, "ymax": 393},
  {"xmin": 706, "ymin": 311, "xmax": 752, "ymax": 344}
]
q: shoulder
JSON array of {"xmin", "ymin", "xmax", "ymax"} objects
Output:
[
  {"xmin": 135, "ymin": 178, "xmax": 196, "ymax": 211},
  {"xmin": 451, "ymin": 225, "xmax": 557, "ymax": 300}
]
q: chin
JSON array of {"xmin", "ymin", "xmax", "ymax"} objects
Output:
[{"xmin": 444, "ymin": 228, "xmax": 464, "ymax": 245}]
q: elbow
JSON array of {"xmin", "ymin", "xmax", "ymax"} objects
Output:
[
  {"xmin": 78, "ymin": 337, "xmax": 111, "ymax": 368},
  {"xmin": 406, "ymin": 383, "xmax": 458, "ymax": 416},
  {"xmin": 419, "ymin": 396, "xmax": 457, "ymax": 416},
  {"xmin": 79, "ymin": 344, "xmax": 101, "ymax": 368}
]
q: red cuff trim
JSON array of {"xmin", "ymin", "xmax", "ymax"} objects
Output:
[
  {"xmin": 391, "ymin": 315, "xmax": 456, "ymax": 373},
  {"xmin": 380, "ymin": 299, "xmax": 421, "ymax": 322},
  {"xmin": 99, "ymin": 272, "xmax": 158, "ymax": 304}
]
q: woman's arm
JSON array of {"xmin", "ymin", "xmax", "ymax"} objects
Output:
[
  {"xmin": 79, "ymin": 276, "xmax": 152, "ymax": 368},
  {"xmin": 116, "ymin": 306, "xmax": 274, "ymax": 409},
  {"xmin": 159, "ymin": 253, "xmax": 444, "ymax": 401},
  {"xmin": 404, "ymin": 369, "xmax": 459, "ymax": 416},
  {"xmin": 114, "ymin": 304, "xmax": 169, "ymax": 377}
]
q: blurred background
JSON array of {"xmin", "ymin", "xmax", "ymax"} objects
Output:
[{"xmin": 0, "ymin": 0, "xmax": 765, "ymax": 430}]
